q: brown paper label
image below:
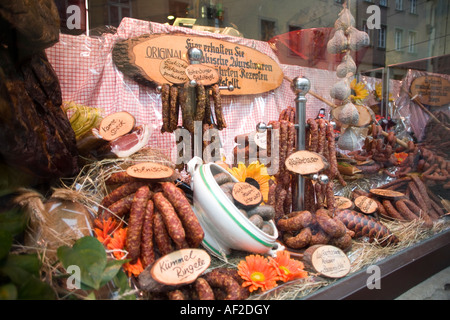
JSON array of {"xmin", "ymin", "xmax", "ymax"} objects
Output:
[
  {"xmin": 126, "ymin": 162, "xmax": 174, "ymax": 179},
  {"xmin": 99, "ymin": 111, "xmax": 136, "ymax": 141},
  {"xmin": 150, "ymin": 249, "xmax": 211, "ymax": 286},
  {"xmin": 285, "ymin": 150, "xmax": 329, "ymax": 175},
  {"xmin": 311, "ymin": 245, "xmax": 351, "ymax": 278}
]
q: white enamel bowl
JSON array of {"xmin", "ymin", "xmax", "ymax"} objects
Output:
[{"xmin": 187, "ymin": 157, "xmax": 283, "ymax": 259}]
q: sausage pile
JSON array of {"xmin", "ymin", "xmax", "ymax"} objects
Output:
[
  {"xmin": 160, "ymin": 82, "xmax": 226, "ymax": 134},
  {"xmin": 276, "ymin": 208, "xmax": 354, "ymax": 251},
  {"xmin": 98, "ymin": 171, "xmax": 204, "ymax": 269},
  {"xmin": 364, "ymin": 175, "xmax": 446, "ymax": 228},
  {"xmin": 162, "ymin": 267, "xmax": 250, "ymax": 300},
  {"xmin": 347, "ymin": 123, "xmax": 398, "ymax": 175},
  {"xmin": 413, "ymin": 147, "xmax": 450, "ymax": 188}
]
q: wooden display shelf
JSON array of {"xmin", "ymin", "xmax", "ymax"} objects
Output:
[{"xmin": 303, "ymin": 228, "xmax": 450, "ymax": 300}]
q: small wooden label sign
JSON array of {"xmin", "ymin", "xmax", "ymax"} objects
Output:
[
  {"xmin": 126, "ymin": 162, "xmax": 174, "ymax": 179},
  {"xmin": 354, "ymin": 195, "xmax": 378, "ymax": 214},
  {"xmin": 310, "ymin": 245, "xmax": 351, "ymax": 278},
  {"xmin": 99, "ymin": 111, "xmax": 136, "ymax": 141},
  {"xmin": 160, "ymin": 57, "xmax": 189, "ymax": 84},
  {"xmin": 369, "ymin": 188, "xmax": 405, "ymax": 200},
  {"xmin": 185, "ymin": 64, "xmax": 219, "ymax": 86},
  {"xmin": 232, "ymin": 182, "xmax": 263, "ymax": 208},
  {"xmin": 285, "ymin": 150, "xmax": 329, "ymax": 175},
  {"xmin": 410, "ymin": 75, "xmax": 450, "ymax": 107},
  {"xmin": 334, "ymin": 196, "xmax": 354, "ymax": 210},
  {"xmin": 151, "ymin": 249, "xmax": 211, "ymax": 286}
]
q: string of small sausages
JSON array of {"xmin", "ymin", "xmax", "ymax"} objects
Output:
[
  {"xmin": 304, "ymin": 117, "xmax": 346, "ymax": 214},
  {"xmin": 266, "ymin": 106, "xmax": 297, "ymax": 220},
  {"xmin": 160, "ymin": 82, "xmax": 226, "ymax": 134}
]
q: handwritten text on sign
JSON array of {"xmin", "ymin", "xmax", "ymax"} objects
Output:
[
  {"xmin": 285, "ymin": 150, "xmax": 329, "ymax": 175},
  {"xmin": 151, "ymin": 249, "xmax": 211, "ymax": 285},
  {"xmin": 99, "ymin": 111, "xmax": 136, "ymax": 141},
  {"xmin": 311, "ymin": 245, "xmax": 351, "ymax": 278},
  {"xmin": 126, "ymin": 162, "xmax": 174, "ymax": 180},
  {"xmin": 410, "ymin": 75, "xmax": 450, "ymax": 107},
  {"xmin": 131, "ymin": 34, "xmax": 283, "ymax": 95}
]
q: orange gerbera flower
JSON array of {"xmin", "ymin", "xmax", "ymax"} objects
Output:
[
  {"xmin": 106, "ymin": 227, "xmax": 144, "ymax": 277},
  {"xmin": 93, "ymin": 217, "xmax": 118, "ymax": 246},
  {"xmin": 237, "ymin": 254, "xmax": 278, "ymax": 293},
  {"xmin": 269, "ymin": 250, "xmax": 308, "ymax": 282}
]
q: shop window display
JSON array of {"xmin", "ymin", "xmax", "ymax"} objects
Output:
[{"xmin": 0, "ymin": 0, "xmax": 448, "ymax": 301}]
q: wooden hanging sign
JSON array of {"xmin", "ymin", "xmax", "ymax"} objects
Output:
[
  {"xmin": 112, "ymin": 33, "xmax": 284, "ymax": 95},
  {"xmin": 410, "ymin": 75, "xmax": 450, "ymax": 107},
  {"xmin": 150, "ymin": 249, "xmax": 211, "ymax": 286},
  {"xmin": 126, "ymin": 162, "xmax": 174, "ymax": 179},
  {"xmin": 285, "ymin": 150, "xmax": 329, "ymax": 175},
  {"xmin": 98, "ymin": 111, "xmax": 136, "ymax": 141}
]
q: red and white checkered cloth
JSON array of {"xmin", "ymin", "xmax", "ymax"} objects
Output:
[{"xmin": 46, "ymin": 18, "xmax": 337, "ymax": 164}]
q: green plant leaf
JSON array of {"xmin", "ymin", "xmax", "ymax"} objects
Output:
[
  {"xmin": 57, "ymin": 236, "xmax": 107, "ymax": 290},
  {"xmin": 0, "ymin": 230, "xmax": 13, "ymax": 261},
  {"xmin": 57, "ymin": 236, "xmax": 127, "ymax": 291},
  {"xmin": 99, "ymin": 259, "xmax": 128, "ymax": 288},
  {"xmin": 0, "ymin": 283, "xmax": 18, "ymax": 300},
  {"xmin": 0, "ymin": 208, "xmax": 27, "ymax": 237},
  {"xmin": 113, "ymin": 269, "xmax": 136, "ymax": 300},
  {"xmin": 1, "ymin": 253, "xmax": 41, "ymax": 284},
  {"xmin": 16, "ymin": 276, "xmax": 55, "ymax": 300}
]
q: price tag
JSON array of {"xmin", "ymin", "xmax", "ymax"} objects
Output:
[
  {"xmin": 285, "ymin": 150, "xmax": 329, "ymax": 175},
  {"xmin": 99, "ymin": 111, "xmax": 136, "ymax": 141},
  {"xmin": 311, "ymin": 245, "xmax": 351, "ymax": 278},
  {"xmin": 126, "ymin": 162, "xmax": 174, "ymax": 179},
  {"xmin": 150, "ymin": 249, "xmax": 211, "ymax": 285}
]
